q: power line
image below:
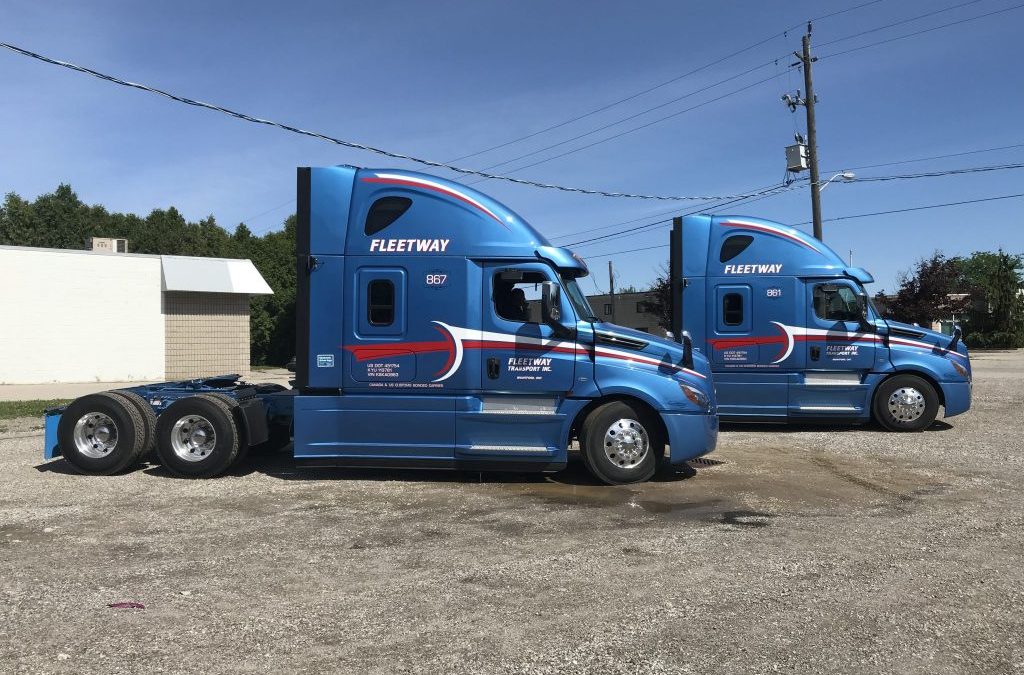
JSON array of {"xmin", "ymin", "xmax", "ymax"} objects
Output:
[
  {"xmin": 471, "ymin": 1, "xmax": 1011, "ymax": 182},
  {"xmin": 583, "ymin": 190, "xmax": 1024, "ymax": 258},
  {"xmin": 448, "ymin": 0, "xmax": 883, "ymax": 164},
  {"xmin": 818, "ymin": 2, "xmax": 1024, "ymax": 60},
  {"xmin": 827, "ymin": 142, "xmax": 1024, "ymax": 173},
  {"xmin": 794, "ymin": 192, "xmax": 1024, "ymax": 225},
  {"xmin": 469, "ymin": 72, "xmax": 783, "ymax": 183},
  {"xmin": 567, "ymin": 182, "xmax": 805, "ymax": 249},
  {"xmin": 816, "ymin": 0, "xmax": 987, "ymax": 49},
  {"xmin": 584, "ymin": 243, "xmax": 668, "ymax": 261},
  {"xmin": 0, "ymin": 41, "xmax": 764, "ymax": 203},
  {"xmin": 470, "ymin": 61, "xmax": 776, "ymax": 175},
  {"xmin": 851, "ymin": 162, "xmax": 1024, "ymax": 182},
  {"xmin": 238, "ymin": 198, "xmax": 295, "ymax": 226}
]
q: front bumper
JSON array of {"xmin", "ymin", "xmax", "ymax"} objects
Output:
[
  {"xmin": 662, "ymin": 411, "xmax": 718, "ymax": 465},
  {"xmin": 940, "ymin": 380, "xmax": 972, "ymax": 418}
]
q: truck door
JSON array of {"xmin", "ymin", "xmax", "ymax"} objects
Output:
[
  {"xmin": 708, "ymin": 278, "xmax": 804, "ymax": 419},
  {"xmin": 789, "ymin": 279, "xmax": 876, "ymax": 416},
  {"xmin": 453, "ymin": 262, "xmax": 578, "ymax": 460},
  {"xmin": 478, "ymin": 263, "xmax": 577, "ymax": 393}
]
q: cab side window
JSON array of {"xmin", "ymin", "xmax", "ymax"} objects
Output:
[
  {"xmin": 368, "ymin": 279, "xmax": 395, "ymax": 325},
  {"xmin": 813, "ymin": 285, "xmax": 861, "ymax": 322},
  {"xmin": 493, "ymin": 270, "xmax": 546, "ymax": 323},
  {"xmin": 722, "ymin": 293, "xmax": 744, "ymax": 325}
]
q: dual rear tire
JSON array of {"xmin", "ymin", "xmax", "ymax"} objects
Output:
[{"xmin": 58, "ymin": 392, "xmax": 244, "ymax": 478}]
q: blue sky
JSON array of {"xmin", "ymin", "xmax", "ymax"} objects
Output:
[{"xmin": 2, "ymin": 0, "xmax": 1022, "ymax": 293}]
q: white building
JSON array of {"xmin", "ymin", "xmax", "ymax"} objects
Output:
[{"xmin": 0, "ymin": 246, "xmax": 273, "ymax": 384}]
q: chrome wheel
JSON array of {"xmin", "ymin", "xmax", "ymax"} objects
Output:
[
  {"xmin": 73, "ymin": 413, "xmax": 118, "ymax": 459},
  {"xmin": 603, "ymin": 418, "xmax": 649, "ymax": 469},
  {"xmin": 887, "ymin": 387, "xmax": 926, "ymax": 422},
  {"xmin": 170, "ymin": 415, "xmax": 217, "ymax": 462}
]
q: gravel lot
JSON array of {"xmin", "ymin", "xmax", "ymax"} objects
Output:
[{"xmin": 2, "ymin": 352, "xmax": 1022, "ymax": 674}]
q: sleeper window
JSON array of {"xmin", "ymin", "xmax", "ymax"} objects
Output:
[
  {"xmin": 368, "ymin": 280, "xmax": 395, "ymax": 326},
  {"xmin": 720, "ymin": 235, "xmax": 754, "ymax": 263},
  {"xmin": 365, "ymin": 197, "xmax": 412, "ymax": 236}
]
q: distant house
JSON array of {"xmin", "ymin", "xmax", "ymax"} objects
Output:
[
  {"xmin": 586, "ymin": 290, "xmax": 666, "ymax": 335},
  {"xmin": 0, "ymin": 245, "xmax": 272, "ymax": 384}
]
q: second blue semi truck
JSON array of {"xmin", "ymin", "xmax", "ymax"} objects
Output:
[
  {"xmin": 43, "ymin": 166, "xmax": 719, "ymax": 485},
  {"xmin": 665, "ymin": 215, "xmax": 972, "ymax": 430}
]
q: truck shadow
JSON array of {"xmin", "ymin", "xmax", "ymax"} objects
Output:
[
  {"xmin": 231, "ymin": 450, "xmax": 699, "ymax": 486},
  {"xmin": 36, "ymin": 451, "xmax": 699, "ymax": 486},
  {"xmin": 719, "ymin": 420, "xmax": 953, "ymax": 433}
]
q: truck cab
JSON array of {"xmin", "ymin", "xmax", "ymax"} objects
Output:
[
  {"xmin": 291, "ymin": 166, "xmax": 718, "ymax": 483},
  {"xmin": 671, "ymin": 215, "xmax": 971, "ymax": 430}
]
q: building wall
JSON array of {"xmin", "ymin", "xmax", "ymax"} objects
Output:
[
  {"xmin": 164, "ymin": 292, "xmax": 251, "ymax": 379},
  {"xmin": 587, "ymin": 291, "xmax": 666, "ymax": 335},
  {"xmin": 0, "ymin": 248, "xmax": 165, "ymax": 383}
]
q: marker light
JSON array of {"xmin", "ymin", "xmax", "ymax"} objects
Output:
[{"xmin": 679, "ymin": 382, "xmax": 710, "ymax": 411}]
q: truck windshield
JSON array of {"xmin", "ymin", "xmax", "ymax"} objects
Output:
[{"xmin": 561, "ymin": 274, "xmax": 597, "ymax": 321}]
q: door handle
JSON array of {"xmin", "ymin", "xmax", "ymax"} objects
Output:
[
  {"xmin": 487, "ymin": 357, "xmax": 500, "ymax": 379},
  {"xmin": 810, "ymin": 346, "xmax": 821, "ymax": 361}
]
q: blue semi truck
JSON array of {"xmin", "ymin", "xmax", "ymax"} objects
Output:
[
  {"xmin": 43, "ymin": 166, "xmax": 719, "ymax": 485},
  {"xmin": 665, "ymin": 215, "xmax": 972, "ymax": 429}
]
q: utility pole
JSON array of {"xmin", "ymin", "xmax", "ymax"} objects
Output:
[
  {"xmin": 797, "ymin": 23, "xmax": 823, "ymax": 241},
  {"xmin": 608, "ymin": 260, "xmax": 617, "ymax": 324}
]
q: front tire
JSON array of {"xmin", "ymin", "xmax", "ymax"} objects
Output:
[
  {"xmin": 155, "ymin": 395, "xmax": 240, "ymax": 478},
  {"xmin": 873, "ymin": 374, "xmax": 939, "ymax": 432},
  {"xmin": 580, "ymin": 401, "xmax": 662, "ymax": 485}
]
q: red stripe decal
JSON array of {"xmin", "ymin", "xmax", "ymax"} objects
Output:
[{"xmin": 719, "ymin": 221, "xmax": 819, "ymax": 252}]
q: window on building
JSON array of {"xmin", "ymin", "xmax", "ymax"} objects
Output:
[
  {"xmin": 636, "ymin": 302, "xmax": 645, "ymax": 313},
  {"xmin": 367, "ymin": 280, "xmax": 395, "ymax": 325},
  {"xmin": 720, "ymin": 234, "xmax": 754, "ymax": 263},
  {"xmin": 365, "ymin": 196, "xmax": 413, "ymax": 235},
  {"xmin": 604, "ymin": 304, "xmax": 612, "ymax": 315},
  {"xmin": 722, "ymin": 292, "xmax": 744, "ymax": 326},
  {"xmin": 813, "ymin": 284, "xmax": 862, "ymax": 322}
]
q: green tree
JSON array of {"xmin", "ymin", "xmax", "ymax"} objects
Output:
[
  {"xmin": 882, "ymin": 252, "xmax": 970, "ymax": 326},
  {"xmin": 960, "ymin": 250, "xmax": 1024, "ymax": 348},
  {"xmin": 639, "ymin": 265, "xmax": 673, "ymax": 331}
]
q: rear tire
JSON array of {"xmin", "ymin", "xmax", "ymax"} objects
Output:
[
  {"xmin": 580, "ymin": 401, "xmax": 661, "ymax": 485},
  {"xmin": 199, "ymin": 393, "xmax": 250, "ymax": 465},
  {"xmin": 113, "ymin": 390, "xmax": 157, "ymax": 461},
  {"xmin": 57, "ymin": 392, "xmax": 146, "ymax": 475},
  {"xmin": 873, "ymin": 374, "xmax": 939, "ymax": 432},
  {"xmin": 155, "ymin": 395, "xmax": 240, "ymax": 478}
]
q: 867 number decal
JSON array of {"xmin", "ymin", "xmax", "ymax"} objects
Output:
[{"xmin": 425, "ymin": 271, "xmax": 449, "ymax": 289}]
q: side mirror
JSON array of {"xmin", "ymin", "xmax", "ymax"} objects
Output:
[
  {"xmin": 682, "ymin": 330, "xmax": 694, "ymax": 369},
  {"xmin": 856, "ymin": 294, "xmax": 873, "ymax": 332},
  {"xmin": 541, "ymin": 281, "xmax": 561, "ymax": 323},
  {"xmin": 949, "ymin": 325, "xmax": 962, "ymax": 351}
]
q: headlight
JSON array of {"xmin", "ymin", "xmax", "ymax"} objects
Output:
[{"xmin": 679, "ymin": 382, "xmax": 710, "ymax": 411}]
